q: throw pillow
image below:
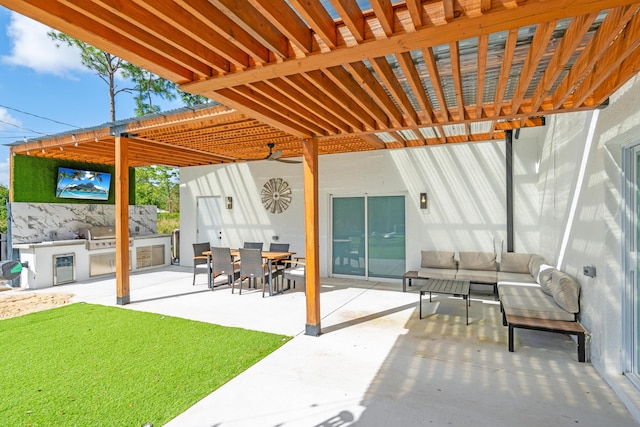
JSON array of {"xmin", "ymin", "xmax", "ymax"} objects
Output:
[
  {"xmin": 550, "ymin": 270, "xmax": 581, "ymax": 313},
  {"xmin": 528, "ymin": 254, "xmax": 546, "ymax": 278},
  {"xmin": 537, "ymin": 264, "xmax": 555, "ymax": 295}
]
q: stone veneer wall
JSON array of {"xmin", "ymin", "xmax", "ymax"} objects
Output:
[{"xmin": 10, "ymin": 202, "xmax": 157, "ymax": 243}]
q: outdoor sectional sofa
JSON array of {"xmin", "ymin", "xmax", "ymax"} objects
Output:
[
  {"xmin": 418, "ymin": 250, "xmax": 499, "ymax": 285},
  {"xmin": 415, "ymin": 250, "xmax": 587, "ymax": 362}
]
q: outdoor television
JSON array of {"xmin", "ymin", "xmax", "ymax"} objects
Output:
[{"xmin": 55, "ymin": 167, "xmax": 112, "ymax": 201}]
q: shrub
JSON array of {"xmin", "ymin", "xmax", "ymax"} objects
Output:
[{"xmin": 157, "ymin": 212, "xmax": 179, "ymax": 234}]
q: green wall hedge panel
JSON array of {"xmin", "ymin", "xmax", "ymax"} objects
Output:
[{"xmin": 12, "ymin": 155, "xmax": 136, "ymax": 204}]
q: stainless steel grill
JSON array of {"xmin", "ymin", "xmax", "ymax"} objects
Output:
[{"xmin": 77, "ymin": 226, "xmax": 132, "ymax": 250}]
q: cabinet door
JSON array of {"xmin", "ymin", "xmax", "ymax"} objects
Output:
[
  {"xmin": 90, "ymin": 251, "xmax": 131, "ymax": 276},
  {"xmin": 151, "ymin": 245, "xmax": 165, "ymax": 266},
  {"xmin": 90, "ymin": 252, "xmax": 116, "ymax": 276},
  {"xmin": 137, "ymin": 247, "xmax": 152, "ymax": 268}
]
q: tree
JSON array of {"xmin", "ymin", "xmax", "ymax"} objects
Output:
[
  {"xmin": 0, "ymin": 184, "xmax": 9, "ymax": 234},
  {"xmin": 48, "ymin": 33, "xmax": 211, "ymax": 213},
  {"xmin": 179, "ymin": 91, "xmax": 211, "ymax": 107},
  {"xmin": 135, "ymin": 166, "xmax": 179, "ymax": 212},
  {"xmin": 48, "ymin": 32, "xmax": 128, "ymax": 121},
  {"xmin": 48, "ymin": 32, "xmax": 210, "ymax": 120},
  {"xmin": 122, "ymin": 63, "xmax": 177, "ymax": 116}
]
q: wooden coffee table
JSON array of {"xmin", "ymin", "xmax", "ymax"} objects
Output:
[{"xmin": 419, "ymin": 278, "xmax": 471, "ymax": 325}]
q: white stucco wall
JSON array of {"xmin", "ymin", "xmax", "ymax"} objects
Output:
[
  {"xmin": 180, "ymin": 133, "xmax": 542, "ymax": 277},
  {"xmin": 180, "ymin": 161, "xmax": 307, "ymax": 262},
  {"xmin": 536, "ymin": 74, "xmax": 640, "ymax": 419},
  {"xmin": 512, "ymin": 129, "xmax": 543, "ymax": 253}
]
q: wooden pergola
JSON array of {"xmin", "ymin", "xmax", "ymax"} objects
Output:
[{"xmin": 4, "ymin": 0, "xmax": 640, "ymax": 335}]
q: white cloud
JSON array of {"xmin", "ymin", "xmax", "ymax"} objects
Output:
[
  {"xmin": 2, "ymin": 13, "xmax": 86, "ymax": 77},
  {"xmin": 0, "ymin": 107, "xmax": 21, "ymax": 130}
]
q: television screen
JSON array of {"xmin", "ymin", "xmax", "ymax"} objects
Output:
[{"xmin": 56, "ymin": 167, "xmax": 112, "ymax": 201}]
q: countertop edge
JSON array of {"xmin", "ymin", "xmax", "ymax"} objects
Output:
[{"xmin": 14, "ymin": 234, "xmax": 172, "ymax": 249}]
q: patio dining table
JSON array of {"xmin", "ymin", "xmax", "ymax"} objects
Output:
[{"xmin": 205, "ymin": 249, "xmax": 295, "ymax": 296}]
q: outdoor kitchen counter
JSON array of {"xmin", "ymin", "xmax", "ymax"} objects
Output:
[
  {"xmin": 13, "ymin": 239, "xmax": 87, "ymax": 249},
  {"xmin": 15, "ymin": 234, "xmax": 171, "ymax": 289},
  {"xmin": 14, "ymin": 234, "xmax": 171, "ymax": 249}
]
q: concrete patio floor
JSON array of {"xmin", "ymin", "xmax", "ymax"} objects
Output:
[{"xmin": 7, "ymin": 265, "xmax": 639, "ymax": 426}]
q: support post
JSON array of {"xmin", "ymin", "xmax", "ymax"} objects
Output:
[
  {"xmin": 115, "ymin": 135, "xmax": 130, "ymax": 305},
  {"xmin": 302, "ymin": 138, "xmax": 320, "ymax": 336},
  {"xmin": 505, "ymin": 129, "xmax": 514, "ymax": 252}
]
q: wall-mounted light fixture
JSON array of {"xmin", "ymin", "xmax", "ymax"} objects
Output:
[
  {"xmin": 226, "ymin": 196, "xmax": 233, "ymax": 209},
  {"xmin": 420, "ymin": 193, "xmax": 428, "ymax": 209}
]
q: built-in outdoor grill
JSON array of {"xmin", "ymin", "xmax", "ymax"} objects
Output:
[{"xmin": 77, "ymin": 226, "xmax": 133, "ymax": 250}]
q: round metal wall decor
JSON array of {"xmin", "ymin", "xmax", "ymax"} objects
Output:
[{"xmin": 261, "ymin": 178, "xmax": 292, "ymax": 213}]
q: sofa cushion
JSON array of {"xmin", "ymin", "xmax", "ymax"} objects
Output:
[
  {"xmin": 456, "ymin": 269, "xmax": 497, "ymax": 283},
  {"xmin": 537, "ymin": 264, "xmax": 556, "ymax": 296},
  {"xmin": 418, "ymin": 268, "xmax": 457, "ymax": 280},
  {"xmin": 421, "ymin": 251, "xmax": 457, "ymax": 269},
  {"xmin": 458, "ymin": 252, "xmax": 496, "ymax": 271},
  {"xmin": 498, "ymin": 282, "xmax": 544, "ymax": 298},
  {"xmin": 501, "ymin": 294, "xmax": 576, "ymax": 321},
  {"xmin": 500, "ymin": 252, "xmax": 531, "ymax": 273},
  {"xmin": 528, "ymin": 254, "xmax": 546, "ymax": 278},
  {"xmin": 497, "ymin": 272, "xmax": 535, "ymax": 283},
  {"xmin": 550, "ymin": 270, "xmax": 581, "ymax": 313}
]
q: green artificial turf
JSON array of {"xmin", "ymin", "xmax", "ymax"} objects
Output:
[{"xmin": 0, "ymin": 303, "xmax": 290, "ymax": 426}]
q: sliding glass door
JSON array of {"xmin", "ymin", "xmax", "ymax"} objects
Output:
[
  {"xmin": 367, "ymin": 196, "xmax": 406, "ymax": 278},
  {"xmin": 332, "ymin": 197, "xmax": 365, "ymax": 276},
  {"xmin": 331, "ymin": 195, "xmax": 405, "ymax": 279},
  {"xmin": 624, "ymin": 144, "xmax": 640, "ymax": 389}
]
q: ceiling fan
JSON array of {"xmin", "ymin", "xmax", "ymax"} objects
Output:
[{"xmin": 263, "ymin": 143, "xmax": 302, "ymax": 164}]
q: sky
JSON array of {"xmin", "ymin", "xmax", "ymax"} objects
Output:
[{"xmin": 0, "ymin": 7, "xmax": 184, "ymax": 187}]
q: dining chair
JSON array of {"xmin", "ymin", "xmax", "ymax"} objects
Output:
[
  {"xmin": 241, "ymin": 241, "xmax": 264, "ymax": 289},
  {"xmin": 239, "ymin": 248, "xmax": 280, "ymax": 296},
  {"xmin": 192, "ymin": 242, "xmax": 211, "ymax": 286},
  {"xmin": 243, "ymin": 242, "xmax": 264, "ymax": 250},
  {"xmin": 269, "ymin": 243, "xmax": 289, "ymax": 252},
  {"xmin": 210, "ymin": 246, "xmax": 241, "ymax": 292},
  {"xmin": 269, "ymin": 242, "xmax": 290, "ymax": 273},
  {"xmin": 283, "ymin": 257, "xmax": 305, "ymax": 290}
]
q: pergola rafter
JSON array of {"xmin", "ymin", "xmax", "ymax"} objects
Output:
[{"xmin": 3, "ymin": 1, "xmax": 639, "ymax": 166}]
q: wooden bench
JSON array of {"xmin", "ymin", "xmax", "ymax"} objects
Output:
[{"xmin": 506, "ymin": 314, "xmax": 587, "ymax": 362}]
